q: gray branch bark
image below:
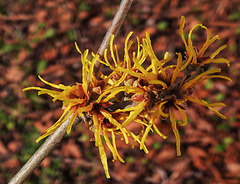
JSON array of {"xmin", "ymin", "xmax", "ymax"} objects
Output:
[
  {"xmin": 95, "ymin": 0, "xmax": 133, "ymax": 69},
  {"xmin": 9, "ymin": 0, "xmax": 133, "ymax": 183}
]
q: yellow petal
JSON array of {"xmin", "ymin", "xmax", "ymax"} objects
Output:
[
  {"xmin": 36, "ymin": 106, "xmax": 73, "ymax": 143},
  {"xmin": 157, "ymin": 101, "xmax": 169, "ymax": 118},
  {"xmin": 198, "ymin": 34, "xmax": 220, "ymax": 58},
  {"xmin": 180, "ymin": 51, "xmax": 193, "ymax": 71},
  {"xmin": 140, "ymin": 103, "xmax": 168, "ymax": 146},
  {"xmin": 89, "ymin": 54, "xmax": 100, "ymax": 87},
  {"xmin": 116, "ymin": 66, "xmax": 144, "ymax": 79},
  {"xmin": 114, "ymin": 102, "xmax": 145, "ymax": 113},
  {"xmin": 188, "ymin": 23, "xmax": 203, "ymax": 47},
  {"xmin": 132, "ymin": 55, "xmax": 151, "ymax": 78},
  {"xmin": 103, "ymin": 49, "xmax": 116, "ymax": 71},
  {"xmin": 22, "ymin": 87, "xmax": 44, "ymax": 92},
  {"xmin": 210, "ymin": 45, "xmax": 227, "ymax": 59},
  {"xmin": 179, "ymin": 16, "xmax": 188, "ymax": 50},
  {"xmin": 182, "ymin": 68, "xmax": 221, "ymax": 89},
  {"xmin": 127, "ymin": 130, "xmax": 149, "ymax": 154},
  {"xmin": 174, "ymin": 104, "xmax": 188, "ymax": 126},
  {"xmin": 190, "ymin": 45, "xmax": 197, "ymax": 65},
  {"xmin": 38, "ymin": 75, "xmax": 68, "ymax": 90},
  {"xmin": 66, "ymin": 111, "xmax": 78, "ymax": 134},
  {"xmin": 185, "ymin": 96, "xmax": 227, "ymax": 119},
  {"xmin": 185, "ymin": 96, "xmax": 225, "ymax": 107},
  {"xmin": 99, "ymin": 143, "xmax": 110, "ymax": 178},
  {"xmin": 103, "ymin": 128, "xmax": 118, "ymax": 161},
  {"xmin": 96, "ymin": 86, "xmax": 144, "ymax": 103},
  {"xmin": 208, "ymin": 107, "xmax": 227, "ymax": 119},
  {"xmin": 75, "ymin": 42, "xmax": 82, "ymax": 55},
  {"xmin": 148, "ymin": 80, "xmax": 168, "ymax": 89},
  {"xmin": 153, "ymin": 124, "xmax": 167, "ymax": 139},
  {"xmin": 164, "ymin": 52, "xmax": 169, "ymax": 59},
  {"xmin": 92, "ymin": 112, "xmax": 110, "ymax": 178},
  {"xmin": 111, "ymin": 72, "xmax": 128, "ymax": 88},
  {"xmin": 61, "ymin": 108, "xmax": 76, "ymax": 128},
  {"xmin": 81, "ymin": 49, "xmax": 89, "ymax": 95},
  {"xmin": 201, "ymin": 58, "xmax": 230, "ymax": 67},
  {"xmin": 100, "ymin": 109, "xmax": 129, "ymax": 144},
  {"xmin": 195, "ymin": 75, "xmax": 232, "ymax": 85},
  {"xmin": 76, "ymin": 104, "xmax": 93, "ymax": 114},
  {"xmin": 136, "ymin": 36, "xmax": 141, "ymax": 60},
  {"xmin": 110, "ymin": 34, "xmax": 117, "ymax": 66},
  {"xmin": 111, "ymin": 129, "xmax": 125, "ymax": 162},
  {"xmin": 114, "ymin": 45, "xmax": 120, "ymax": 65},
  {"xmin": 140, "ymin": 107, "xmax": 166, "ymax": 150},
  {"xmin": 169, "ymin": 108, "xmax": 181, "ymax": 156},
  {"xmin": 140, "ymin": 120, "xmax": 153, "ymax": 150},
  {"xmin": 36, "ymin": 129, "xmax": 55, "ymax": 143},
  {"xmin": 171, "ymin": 52, "xmax": 182, "ymax": 84},
  {"xmin": 62, "ymin": 98, "xmax": 86, "ymax": 106},
  {"xmin": 143, "ymin": 32, "xmax": 159, "ymax": 74},
  {"xmin": 125, "ymin": 32, "xmax": 134, "ymax": 69},
  {"xmin": 45, "ymin": 105, "xmax": 72, "ymax": 133},
  {"xmin": 122, "ymin": 100, "xmax": 147, "ymax": 127}
]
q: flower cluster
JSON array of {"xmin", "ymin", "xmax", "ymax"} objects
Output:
[{"xmin": 23, "ymin": 16, "xmax": 231, "ymax": 178}]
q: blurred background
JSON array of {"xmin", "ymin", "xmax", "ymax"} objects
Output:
[{"xmin": 0, "ymin": 0, "xmax": 239, "ymax": 183}]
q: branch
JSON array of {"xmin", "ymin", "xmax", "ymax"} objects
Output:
[
  {"xmin": 9, "ymin": 116, "xmax": 80, "ymax": 184},
  {"xmin": 9, "ymin": 0, "xmax": 133, "ymax": 183},
  {"xmin": 95, "ymin": 0, "xmax": 133, "ymax": 69}
]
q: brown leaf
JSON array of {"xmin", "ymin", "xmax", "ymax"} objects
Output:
[
  {"xmin": 35, "ymin": 10, "xmax": 47, "ymax": 22},
  {"xmin": 17, "ymin": 48, "xmax": 29, "ymax": 64},
  {"xmin": 42, "ymin": 48, "xmax": 58, "ymax": 61},
  {"xmin": 40, "ymin": 64, "xmax": 66, "ymax": 77},
  {"xmin": 62, "ymin": 139, "xmax": 82, "ymax": 159},
  {"xmin": 2, "ymin": 158, "xmax": 20, "ymax": 169},
  {"xmin": 155, "ymin": 145, "xmax": 176, "ymax": 163},
  {"xmin": 40, "ymin": 157, "xmax": 51, "ymax": 168},
  {"xmin": 34, "ymin": 120, "xmax": 52, "ymax": 134},
  {"xmin": 227, "ymin": 163, "xmax": 240, "ymax": 176},
  {"xmin": 187, "ymin": 146, "xmax": 208, "ymax": 158},
  {"xmin": 7, "ymin": 141, "xmax": 23, "ymax": 152},
  {"xmin": 139, "ymin": 27, "xmax": 156, "ymax": 38},
  {"xmin": 89, "ymin": 16, "xmax": 104, "ymax": 27},
  {"xmin": 0, "ymin": 141, "xmax": 8, "ymax": 155},
  {"xmin": 61, "ymin": 44, "xmax": 72, "ymax": 56},
  {"xmin": 6, "ymin": 66, "xmax": 24, "ymax": 83}
]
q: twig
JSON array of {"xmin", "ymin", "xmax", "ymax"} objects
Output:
[
  {"xmin": 95, "ymin": 0, "xmax": 133, "ymax": 69},
  {"xmin": 9, "ymin": 0, "xmax": 133, "ymax": 183},
  {"xmin": 9, "ymin": 115, "xmax": 80, "ymax": 184}
]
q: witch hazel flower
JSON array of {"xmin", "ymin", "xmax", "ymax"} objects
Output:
[
  {"xmin": 23, "ymin": 16, "xmax": 231, "ymax": 178},
  {"xmin": 98, "ymin": 16, "xmax": 231, "ymax": 157},
  {"xmin": 23, "ymin": 48, "xmax": 99, "ymax": 141},
  {"xmin": 23, "ymin": 46, "xmax": 133, "ymax": 178}
]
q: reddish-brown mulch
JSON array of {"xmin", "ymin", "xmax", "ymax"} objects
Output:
[{"xmin": 0, "ymin": 0, "xmax": 240, "ymax": 183}]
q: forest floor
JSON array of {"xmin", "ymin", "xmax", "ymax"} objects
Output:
[{"xmin": 0, "ymin": 0, "xmax": 240, "ymax": 184}]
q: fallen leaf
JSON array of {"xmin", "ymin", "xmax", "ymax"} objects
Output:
[
  {"xmin": 6, "ymin": 66, "xmax": 24, "ymax": 83},
  {"xmin": 2, "ymin": 158, "xmax": 20, "ymax": 169},
  {"xmin": 0, "ymin": 141, "xmax": 8, "ymax": 155}
]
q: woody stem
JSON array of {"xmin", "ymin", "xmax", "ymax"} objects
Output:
[
  {"xmin": 95, "ymin": 0, "xmax": 133, "ymax": 71},
  {"xmin": 9, "ymin": 0, "xmax": 133, "ymax": 183}
]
